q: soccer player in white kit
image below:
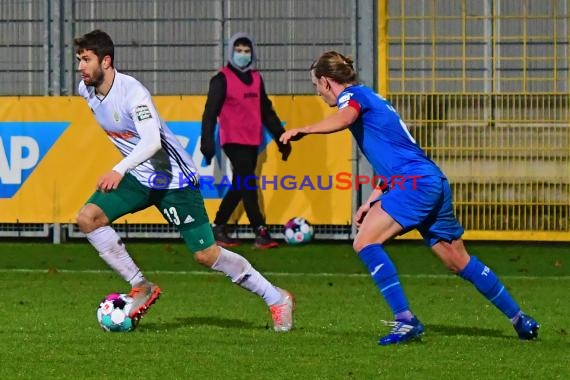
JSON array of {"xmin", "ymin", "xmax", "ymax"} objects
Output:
[{"xmin": 73, "ymin": 30, "xmax": 294, "ymax": 331}]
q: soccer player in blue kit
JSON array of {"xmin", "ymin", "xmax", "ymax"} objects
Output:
[{"xmin": 280, "ymin": 51, "xmax": 539, "ymax": 345}]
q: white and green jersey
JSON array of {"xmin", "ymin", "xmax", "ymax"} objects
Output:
[{"xmin": 78, "ymin": 71, "xmax": 198, "ymax": 189}]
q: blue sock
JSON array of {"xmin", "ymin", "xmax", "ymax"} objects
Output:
[
  {"xmin": 358, "ymin": 244, "xmax": 411, "ymax": 319},
  {"xmin": 458, "ymin": 256, "xmax": 520, "ymax": 319}
]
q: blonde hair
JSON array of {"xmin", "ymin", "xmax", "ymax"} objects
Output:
[{"xmin": 310, "ymin": 51, "xmax": 357, "ymax": 84}]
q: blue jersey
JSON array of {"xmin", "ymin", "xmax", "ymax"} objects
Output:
[{"xmin": 338, "ymin": 84, "xmax": 443, "ymax": 181}]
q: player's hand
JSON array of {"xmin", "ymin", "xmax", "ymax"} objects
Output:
[
  {"xmin": 354, "ymin": 203, "xmax": 371, "ymax": 228},
  {"xmin": 97, "ymin": 170, "xmax": 123, "ymax": 192},
  {"xmin": 279, "ymin": 128, "xmax": 306, "ymax": 144}
]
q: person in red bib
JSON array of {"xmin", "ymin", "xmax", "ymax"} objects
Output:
[{"xmin": 201, "ymin": 32, "xmax": 291, "ymax": 249}]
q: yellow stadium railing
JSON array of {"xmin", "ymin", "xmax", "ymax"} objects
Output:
[{"xmin": 379, "ymin": 0, "xmax": 570, "ymax": 241}]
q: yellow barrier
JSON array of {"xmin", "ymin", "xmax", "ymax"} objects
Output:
[{"xmin": 0, "ymin": 96, "xmax": 352, "ymax": 225}]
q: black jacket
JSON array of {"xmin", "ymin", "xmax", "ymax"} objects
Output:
[{"xmin": 200, "ymin": 64, "xmax": 291, "ymax": 163}]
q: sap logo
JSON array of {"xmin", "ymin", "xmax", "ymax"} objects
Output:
[
  {"xmin": 165, "ymin": 121, "xmax": 276, "ymax": 199},
  {"xmin": 0, "ymin": 122, "xmax": 70, "ymax": 198}
]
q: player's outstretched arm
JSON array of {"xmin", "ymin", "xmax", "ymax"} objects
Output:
[
  {"xmin": 304, "ymin": 106, "xmax": 358, "ymax": 135},
  {"xmin": 280, "ymin": 106, "xmax": 358, "ymax": 144},
  {"xmin": 279, "ymin": 128, "xmax": 305, "ymax": 144}
]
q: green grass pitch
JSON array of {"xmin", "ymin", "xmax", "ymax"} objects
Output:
[{"xmin": 0, "ymin": 241, "xmax": 568, "ymax": 379}]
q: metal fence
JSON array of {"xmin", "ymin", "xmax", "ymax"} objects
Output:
[
  {"xmin": 1, "ymin": 0, "xmax": 361, "ymax": 95},
  {"xmin": 383, "ymin": 0, "xmax": 570, "ymax": 238}
]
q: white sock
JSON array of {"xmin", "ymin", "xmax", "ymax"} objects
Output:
[
  {"xmin": 86, "ymin": 226, "xmax": 145, "ymax": 286},
  {"xmin": 211, "ymin": 247, "xmax": 282, "ymax": 305}
]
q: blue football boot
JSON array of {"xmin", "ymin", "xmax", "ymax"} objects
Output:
[
  {"xmin": 378, "ymin": 316, "xmax": 425, "ymax": 345},
  {"xmin": 514, "ymin": 313, "xmax": 540, "ymax": 340}
]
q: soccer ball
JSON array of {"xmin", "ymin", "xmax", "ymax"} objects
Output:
[
  {"xmin": 283, "ymin": 217, "xmax": 314, "ymax": 245},
  {"xmin": 96, "ymin": 293, "xmax": 138, "ymax": 332}
]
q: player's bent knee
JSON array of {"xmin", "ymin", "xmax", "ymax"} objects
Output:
[
  {"xmin": 76, "ymin": 204, "xmax": 108, "ymax": 233},
  {"xmin": 76, "ymin": 213, "xmax": 86, "ymax": 230},
  {"xmin": 431, "ymin": 240, "xmax": 470, "ymax": 273}
]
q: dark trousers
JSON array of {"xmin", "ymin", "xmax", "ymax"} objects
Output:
[{"xmin": 213, "ymin": 143, "xmax": 265, "ymax": 229}]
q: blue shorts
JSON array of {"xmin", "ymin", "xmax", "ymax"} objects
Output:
[{"xmin": 376, "ymin": 175, "xmax": 464, "ymax": 246}]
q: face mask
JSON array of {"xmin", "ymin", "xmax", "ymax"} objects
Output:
[{"xmin": 233, "ymin": 52, "xmax": 251, "ymax": 68}]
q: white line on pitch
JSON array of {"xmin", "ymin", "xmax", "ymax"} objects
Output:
[{"xmin": 0, "ymin": 268, "xmax": 569, "ymax": 280}]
